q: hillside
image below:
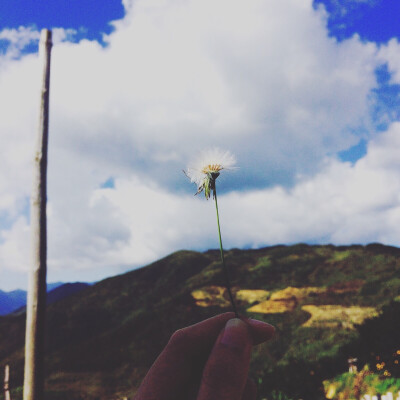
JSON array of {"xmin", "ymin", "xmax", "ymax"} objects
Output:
[{"xmin": 0, "ymin": 243, "xmax": 399, "ymax": 400}]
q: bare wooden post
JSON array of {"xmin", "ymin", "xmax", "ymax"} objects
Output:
[
  {"xmin": 23, "ymin": 28, "xmax": 52, "ymax": 400},
  {"xmin": 4, "ymin": 365, "xmax": 11, "ymax": 400}
]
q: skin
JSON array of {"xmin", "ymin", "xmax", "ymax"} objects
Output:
[{"xmin": 133, "ymin": 312, "xmax": 275, "ymax": 400}]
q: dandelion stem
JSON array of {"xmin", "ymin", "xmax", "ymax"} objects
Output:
[{"xmin": 213, "ymin": 185, "xmax": 239, "ymax": 318}]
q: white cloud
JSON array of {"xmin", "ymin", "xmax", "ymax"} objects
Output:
[
  {"xmin": 47, "ymin": 0, "xmax": 381, "ymax": 188},
  {"xmin": 379, "ymin": 38, "xmax": 400, "ymax": 83},
  {"xmin": 1, "ymin": 0, "xmax": 400, "ymax": 288},
  {"xmin": 0, "ymin": 54, "xmax": 40, "ymax": 220},
  {"xmin": 0, "ymin": 216, "xmax": 30, "ymax": 272},
  {"xmin": 0, "ymin": 26, "xmax": 40, "ymax": 60}
]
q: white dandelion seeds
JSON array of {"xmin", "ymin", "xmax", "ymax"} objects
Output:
[{"xmin": 184, "ymin": 148, "xmax": 236, "ymax": 199}]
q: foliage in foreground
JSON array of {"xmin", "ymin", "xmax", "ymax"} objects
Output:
[{"xmin": 324, "ymin": 370, "xmax": 400, "ymax": 400}]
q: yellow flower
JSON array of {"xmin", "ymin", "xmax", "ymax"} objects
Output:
[{"xmin": 376, "ymin": 363, "xmax": 385, "ymax": 370}]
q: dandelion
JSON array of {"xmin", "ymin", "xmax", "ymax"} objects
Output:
[
  {"xmin": 184, "ymin": 148, "xmax": 238, "ymax": 317},
  {"xmin": 184, "ymin": 148, "xmax": 236, "ymax": 200}
]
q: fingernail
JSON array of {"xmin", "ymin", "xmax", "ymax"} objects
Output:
[
  {"xmin": 220, "ymin": 318, "xmax": 248, "ymax": 349},
  {"xmin": 248, "ymin": 319, "xmax": 275, "ymax": 332}
]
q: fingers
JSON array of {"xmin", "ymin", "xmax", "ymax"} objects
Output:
[
  {"xmin": 134, "ymin": 313, "xmax": 274, "ymax": 400},
  {"xmin": 196, "ymin": 318, "xmax": 253, "ymax": 400},
  {"xmin": 134, "ymin": 313, "xmax": 237, "ymax": 400}
]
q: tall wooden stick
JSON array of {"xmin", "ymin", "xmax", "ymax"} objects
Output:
[
  {"xmin": 4, "ymin": 365, "xmax": 11, "ymax": 400},
  {"xmin": 23, "ymin": 29, "xmax": 52, "ymax": 400}
]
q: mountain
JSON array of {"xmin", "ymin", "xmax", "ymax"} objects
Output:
[
  {"xmin": 0, "ymin": 243, "xmax": 399, "ymax": 400},
  {"xmin": 46, "ymin": 282, "xmax": 91, "ymax": 305},
  {"xmin": 0, "ymin": 289, "xmax": 26, "ymax": 315},
  {"xmin": 47, "ymin": 282, "xmax": 66, "ymax": 292},
  {"xmin": 0, "ymin": 282, "xmax": 90, "ymax": 316}
]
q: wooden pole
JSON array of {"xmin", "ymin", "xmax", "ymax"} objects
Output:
[
  {"xmin": 4, "ymin": 365, "xmax": 11, "ymax": 400},
  {"xmin": 23, "ymin": 28, "xmax": 52, "ymax": 400}
]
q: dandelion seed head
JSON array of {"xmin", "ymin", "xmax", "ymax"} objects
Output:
[{"xmin": 184, "ymin": 148, "xmax": 236, "ymax": 199}]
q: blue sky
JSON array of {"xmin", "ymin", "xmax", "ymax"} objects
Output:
[
  {"xmin": 0, "ymin": 0, "xmax": 124, "ymax": 44},
  {"xmin": 2, "ymin": 0, "xmax": 400, "ymax": 290},
  {"xmin": 314, "ymin": 0, "xmax": 400, "ymax": 43}
]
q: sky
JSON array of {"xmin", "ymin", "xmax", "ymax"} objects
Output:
[{"xmin": 1, "ymin": 0, "xmax": 400, "ymax": 290}]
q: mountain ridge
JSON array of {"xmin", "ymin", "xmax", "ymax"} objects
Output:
[
  {"xmin": 0, "ymin": 282, "xmax": 91, "ymax": 316},
  {"xmin": 0, "ymin": 289, "xmax": 26, "ymax": 315}
]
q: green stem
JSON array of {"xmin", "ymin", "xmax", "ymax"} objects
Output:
[{"xmin": 213, "ymin": 185, "xmax": 239, "ymax": 318}]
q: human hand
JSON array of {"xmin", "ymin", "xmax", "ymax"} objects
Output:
[{"xmin": 133, "ymin": 312, "xmax": 275, "ymax": 400}]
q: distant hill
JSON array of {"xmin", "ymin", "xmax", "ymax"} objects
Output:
[
  {"xmin": 0, "ymin": 282, "xmax": 90, "ymax": 316},
  {"xmin": 47, "ymin": 282, "xmax": 65, "ymax": 292},
  {"xmin": 0, "ymin": 244, "xmax": 399, "ymax": 400},
  {"xmin": 0, "ymin": 289, "xmax": 26, "ymax": 315},
  {"xmin": 46, "ymin": 282, "xmax": 91, "ymax": 305}
]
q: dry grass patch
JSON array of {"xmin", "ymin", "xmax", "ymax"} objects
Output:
[
  {"xmin": 270, "ymin": 286, "xmax": 326, "ymax": 301},
  {"xmin": 192, "ymin": 287, "xmax": 270, "ymax": 308},
  {"xmin": 247, "ymin": 286, "xmax": 327, "ymax": 314},
  {"xmin": 236, "ymin": 289, "xmax": 269, "ymax": 303},
  {"xmin": 191, "ymin": 285, "xmax": 230, "ymax": 307},
  {"xmin": 247, "ymin": 299, "xmax": 297, "ymax": 314},
  {"xmin": 301, "ymin": 305, "xmax": 378, "ymax": 329}
]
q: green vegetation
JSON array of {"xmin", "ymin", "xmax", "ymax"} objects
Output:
[
  {"xmin": 324, "ymin": 370, "xmax": 400, "ymax": 400},
  {"xmin": 0, "ymin": 244, "xmax": 399, "ymax": 399}
]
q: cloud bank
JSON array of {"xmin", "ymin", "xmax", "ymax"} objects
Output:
[{"xmin": 1, "ymin": 0, "xmax": 400, "ymax": 289}]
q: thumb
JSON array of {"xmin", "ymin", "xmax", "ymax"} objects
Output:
[{"xmin": 197, "ymin": 318, "xmax": 252, "ymax": 400}]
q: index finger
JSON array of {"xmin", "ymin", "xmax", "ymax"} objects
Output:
[{"xmin": 197, "ymin": 318, "xmax": 253, "ymax": 400}]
